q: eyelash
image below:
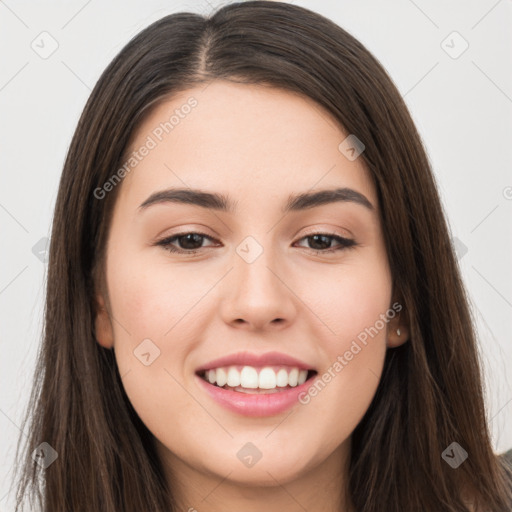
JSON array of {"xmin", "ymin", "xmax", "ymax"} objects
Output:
[{"xmin": 155, "ymin": 231, "xmax": 357, "ymax": 255}]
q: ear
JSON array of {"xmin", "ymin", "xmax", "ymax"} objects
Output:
[
  {"xmin": 93, "ymin": 292, "xmax": 114, "ymax": 349},
  {"xmin": 386, "ymin": 298, "xmax": 410, "ymax": 348}
]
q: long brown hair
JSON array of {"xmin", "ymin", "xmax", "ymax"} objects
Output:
[{"xmin": 13, "ymin": 1, "xmax": 512, "ymax": 510}]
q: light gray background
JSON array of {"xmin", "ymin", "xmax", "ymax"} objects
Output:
[{"xmin": 1, "ymin": 0, "xmax": 511, "ymax": 509}]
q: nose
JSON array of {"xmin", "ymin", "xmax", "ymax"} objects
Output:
[{"xmin": 219, "ymin": 242, "xmax": 297, "ymax": 331}]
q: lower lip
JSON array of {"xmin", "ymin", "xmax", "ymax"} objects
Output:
[{"xmin": 195, "ymin": 374, "xmax": 317, "ymax": 417}]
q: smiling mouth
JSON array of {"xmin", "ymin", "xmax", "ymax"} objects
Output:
[{"xmin": 196, "ymin": 366, "xmax": 318, "ymax": 394}]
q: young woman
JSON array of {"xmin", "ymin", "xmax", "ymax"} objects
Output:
[{"xmin": 13, "ymin": 1, "xmax": 512, "ymax": 511}]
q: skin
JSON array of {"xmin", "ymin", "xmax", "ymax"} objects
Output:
[{"xmin": 94, "ymin": 80, "xmax": 409, "ymax": 512}]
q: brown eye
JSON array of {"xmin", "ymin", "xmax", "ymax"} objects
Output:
[
  {"xmin": 155, "ymin": 231, "xmax": 357, "ymax": 256},
  {"xmin": 156, "ymin": 232, "xmax": 217, "ymax": 254},
  {"xmin": 295, "ymin": 233, "xmax": 356, "ymax": 253}
]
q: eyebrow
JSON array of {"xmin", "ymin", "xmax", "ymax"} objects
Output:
[{"xmin": 138, "ymin": 187, "xmax": 374, "ymax": 213}]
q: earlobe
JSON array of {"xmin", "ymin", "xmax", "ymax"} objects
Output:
[
  {"xmin": 387, "ymin": 324, "xmax": 409, "ymax": 348},
  {"xmin": 93, "ymin": 294, "xmax": 114, "ymax": 349},
  {"xmin": 387, "ymin": 300, "xmax": 410, "ymax": 348}
]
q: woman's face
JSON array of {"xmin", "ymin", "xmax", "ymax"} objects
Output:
[{"xmin": 95, "ymin": 80, "xmax": 406, "ymax": 495}]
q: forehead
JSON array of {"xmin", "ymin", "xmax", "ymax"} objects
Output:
[{"xmin": 117, "ymin": 80, "xmax": 376, "ymax": 212}]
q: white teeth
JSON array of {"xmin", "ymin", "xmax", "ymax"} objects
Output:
[
  {"xmin": 258, "ymin": 367, "xmax": 276, "ymax": 389},
  {"xmin": 227, "ymin": 367, "xmax": 241, "ymax": 387},
  {"xmin": 276, "ymin": 368, "xmax": 288, "ymax": 387},
  {"xmin": 240, "ymin": 366, "xmax": 259, "ymax": 388},
  {"xmin": 288, "ymin": 368, "xmax": 299, "ymax": 387},
  {"xmin": 201, "ymin": 365, "xmax": 311, "ymax": 390},
  {"xmin": 216, "ymin": 367, "xmax": 227, "ymax": 387}
]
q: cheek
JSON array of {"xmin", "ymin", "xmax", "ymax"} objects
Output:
[
  {"xmin": 304, "ymin": 253, "xmax": 392, "ymax": 348},
  {"xmin": 107, "ymin": 248, "xmax": 215, "ymax": 341},
  {"xmin": 104, "ymin": 256, "xmax": 207, "ymax": 444},
  {"xmin": 296, "ymin": 254, "xmax": 391, "ymax": 426}
]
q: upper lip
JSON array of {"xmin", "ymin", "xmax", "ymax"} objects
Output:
[{"xmin": 195, "ymin": 351, "xmax": 316, "ymax": 373}]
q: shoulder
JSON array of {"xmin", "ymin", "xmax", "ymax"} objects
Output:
[
  {"xmin": 499, "ymin": 448, "xmax": 512, "ymax": 468},
  {"xmin": 462, "ymin": 450, "xmax": 512, "ymax": 512}
]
